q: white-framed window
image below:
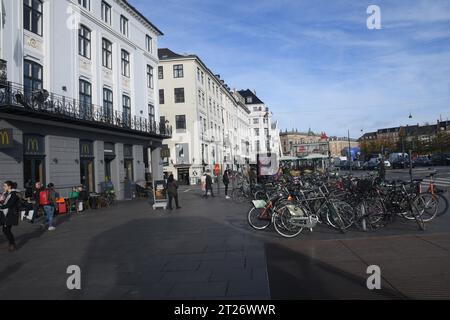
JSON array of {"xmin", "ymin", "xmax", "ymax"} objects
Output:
[
  {"xmin": 120, "ymin": 15, "xmax": 129, "ymax": 37},
  {"xmin": 101, "ymin": 1, "xmax": 112, "ymax": 25},
  {"xmin": 78, "ymin": 25, "xmax": 91, "ymax": 59},
  {"xmin": 147, "ymin": 65, "xmax": 154, "ymax": 89},
  {"xmin": 146, "ymin": 35, "xmax": 152, "ymax": 53},
  {"xmin": 102, "ymin": 38, "xmax": 112, "ymax": 69},
  {"xmin": 121, "ymin": 49, "xmax": 130, "ymax": 77},
  {"xmin": 78, "ymin": 0, "xmax": 90, "ymax": 10}
]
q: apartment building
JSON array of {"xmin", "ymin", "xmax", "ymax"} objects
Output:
[
  {"xmin": 238, "ymin": 89, "xmax": 281, "ymax": 163},
  {"xmin": 0, "ymin": 0, "xmax": 170, "ymax": 199},
  {"xmin": 158, "ymin": 48, "xmax": 251, "ymax": 184}
]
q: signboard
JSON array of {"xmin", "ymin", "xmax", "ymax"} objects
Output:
[
  {"xmin": 24, "ymin": 135, "xmax": 45, "ymax": 156},
  {"xmin": 152, "ymin": 180, "xmax": 167, "ymax": 210},
  {"xmin": 0, "ymin": 129, "xmax": 13, "ymax": 149},
  {"xmin": 160, "ymin": 147, "xmax": 170, "ymax": 158},
  {"xmin": 80, "ymin": 141, "xmax": 94, "ymax": 158}
]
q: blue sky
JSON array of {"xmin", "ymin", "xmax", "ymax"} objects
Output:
[{"xmin": 130, "ymin": 0, "xmax": 450, "ymax": 138}]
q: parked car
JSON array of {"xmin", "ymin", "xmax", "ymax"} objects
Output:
[
  {"xmin": 364, "ymin": 158, "xmax": 380, "ymax": 170},
  {"xmin": 413, "ymin": 156, "xmax": 432, "ymax": 167},
  {"xmin": 392, "ymin": 157, "xmax": 415, "ymax": 169},
  {"xmin": 431, "ymin": 153, "xmax": 450, "ymax": 166}
]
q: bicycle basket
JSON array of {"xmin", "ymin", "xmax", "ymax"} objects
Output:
[{"xmin": 252, "ymin": 200, "xmax": 267, "ymax": 209}]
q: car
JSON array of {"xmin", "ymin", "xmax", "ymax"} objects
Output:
[
  {"xmin": 431, "ymin": 153, "xmax": 450, "ymax": 166},
  {"xmin": 413, "ymin": 156, "xmax": 432, "ymax": 167},
  {"xmin": 365, "ymin": 158, "xmax": 380, "ymax": 170},
  {"xmin": 384, "ymin": 160, "xmax": 391, "ymax": 168},
  {"xmin": 392, "ymin": 157, "xmax": 415, "ymax": 169}
]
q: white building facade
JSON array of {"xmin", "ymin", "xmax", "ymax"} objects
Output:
[
  {"xmin": 0, "ymin": 0, "xmax": 170, "ymax": 199},
  {"xmin": 238, "ymin": 89, "xmax": 282, "ymax": 163},
  {"xmin": 158, "ymin": 48, "xmax": 251, "ymax": 185}
]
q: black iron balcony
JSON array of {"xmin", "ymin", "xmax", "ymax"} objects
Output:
[{"xmin": 0, "ymin": 81, "xmax": 172, "ymax": 139}]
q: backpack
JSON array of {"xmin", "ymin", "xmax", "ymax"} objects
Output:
[{"xmin": 39, "ymin": 189, "xmax": 51, "ymax": 206}]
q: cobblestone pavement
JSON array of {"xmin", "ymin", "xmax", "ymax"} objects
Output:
[{"xmin": 0, "ymin": 186, "xmax": 449, "ymax": 299}]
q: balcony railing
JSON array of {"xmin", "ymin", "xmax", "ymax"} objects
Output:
[{"xmin": 0, "ymin": 81, "xmax": 172, "ymax": 138}]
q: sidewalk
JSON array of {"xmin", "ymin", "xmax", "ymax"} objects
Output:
[{"xmin": 0, "ymin": 189, "xmax": 449, "ymax": 299}]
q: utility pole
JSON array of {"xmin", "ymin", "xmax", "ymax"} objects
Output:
[{"xmin": 348, "ymin": 129, "xmax": 352, "ymax": 173}]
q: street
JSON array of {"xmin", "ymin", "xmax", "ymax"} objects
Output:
[{"xmin": 1, "ymin": 182, "xmax": 450, "ymax": 300}]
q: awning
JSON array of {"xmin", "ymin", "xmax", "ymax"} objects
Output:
[
  {"xmin": 301, "ymin": 153, "xmax": 329, "ymax": 160},
  {"xmin": 280, "ymin": 156, "xmax": 299, "ymax": 161}
]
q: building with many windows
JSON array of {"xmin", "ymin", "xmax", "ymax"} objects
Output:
[
  {"xmin": 0, "ymin": 0, "xmax": 170, "ymax": 199},
  {"xmin": 238, "ymin": 89, "xmax": 282, "ymax": 163},
  {"xmin": 158, "ymin": 48, "xmax": 251, "ymax": 184}
]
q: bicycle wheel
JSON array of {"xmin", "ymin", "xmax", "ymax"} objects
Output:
[
  {"xmin": 417, "ymin": 193, "xmax": 438, "ymax": 222},
  {"xmin": 410, "ymin": 200, "xmax": 425, "ymax": 231},
  {"xmin": 232, "ymin": 188, "xmax": 246, "ymax": 203},
  {"xmin": 436, "ymin": 193, "xmax": 449, "ymax": 217},
  {"xmin": 272, "ymin": 205, "xmax": 304, "ymax": 238},
  {"xmin": 254, "ymin": 190, "xmax": 268, "ymax": 201},
  {"xmin": 324, "ymin": 200, "xmax": 354, "ymax": 232},
  {"xmin": 248, "ymin": 206, "xmax": 272, "ymax": 230}
]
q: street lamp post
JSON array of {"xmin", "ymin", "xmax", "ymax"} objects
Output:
[{"xmin": 348, "ymin": 129, "xmax": 352, "ymax": 173}]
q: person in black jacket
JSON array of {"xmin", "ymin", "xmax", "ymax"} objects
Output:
[
  {"xmin": 223, "ymin": 170, "xmax": 230, "ymax": 199},
  {"xmin": 166, "ymin": 174, "xmax": 181, "ymax": 210},
  {"xmin": 204, "ymin": 171, "xmax": 215, "ymax": 198},
  {"xmin": 0, "ymin": 181, "xmax": 20, "ymax": 252}
]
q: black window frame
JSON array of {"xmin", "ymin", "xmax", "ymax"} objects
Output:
[
  {"xmin": 159, "ymin": 89, "xmax": 165, "ymax": 105},
  {"xmin": 121, "ymin": 49, "xmax": 130, "ymax": 77},
  {"xmin": 122, "ymin": 95, "xmax": 131, "ymax": 127},
  {"xmin": 78, "ymin": 24, "xmax": 91, "ymax": 59},
  {"xmin": 101, "ymin": 1, "xmax": 111, "ymax": 25},
  {"xmin": 175, "ymin": 115, "xmax": 186, "ymax": 130},
  {"xmin": 158, "ymin": 66, "xmax": 163, "ymax": 79},
  {"xmin": 174, "ymin": 88, "xmax": 185, "ymax": 103},
  {"xmin": 102, "ymin": 38, "xmax": 113, "ymax": 69},
  {"xmin": 103, "ymin": 88, "xmax": 113, "ymax": 119},
  {"xmin": 148, "ymin": 104, "xmax": 155, "ymax": 125},
  {"xmin": 24, "ymin": 0, "xmax": 43, "ymax": 36},
  {"xmin": 173, "ymin": 64, "xmax": 184, "ymax": 78},
  {"xmin": 23, "ymin": 59, "xmax": 43, "ymax": 95},
  {"xmin": 79, "ymin": 79, "xmax": 92, "ymax": 119}
]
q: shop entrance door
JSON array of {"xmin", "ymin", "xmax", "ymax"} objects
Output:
[
  {"xmin": 177, "ymin": 168, "xmax": 190, "ymax": 185},
  {"xmin": 23, "ymin": 156, "xmax": 46, "ymax": 186},
  {"xmin": 80, "ymin": 159, "xmax": 95, "ymax": 192}
]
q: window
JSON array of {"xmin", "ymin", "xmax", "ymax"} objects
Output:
[
  {"xmin": 174, "ymin": 88, "xmax": 185, "ymax": 103},
  {"xmin": 265, "ymin": 128, "xmax": 269, "ymax": 137},
  {"xmin": 103, "ymin": 88, "xmax": 113, "ymax": 119},
  {"xmin": 146, "ymin": 35, "xmax": 152, "ymax": 53},
  {"xmin": 78, "ymin": 0, "xmax": 90, "ymax": 10},
  {"xmin": 159, "ymin": 89, "xmax": 165, "ymax": 105},
  {"xmin": 24, "ymin": 0, "xmax": 43, "ymax": 36},
  {"xmin": 102, "ymin": 38, "xmax": 112, "ymax": 69},
  {"xmin": 147, "ymin": 65, "xmax": 154, "ymax": 89},
  {"xmin": 101, "ymin": 1, "xmax": 111, "ymax": 24},
  {"xmin": 79, "ymin": 79, "xmax": 92, "ymax": 119},
  {"xmin": 23, "ymin": 60, "xmax": 43, "ymax": 94},
  {"xmin": 78, "ymin": 25, "xmax": 91, "ymax": 59},
  {"xmin": 198, "ymin": 90, "xmax": 202, "ymax": 105},
  {"xmin": 256, "ymin": 141, "xmax": 260, "ymax": 152},
  {"xmin": 122, "ymin": 95, "xmax": 131, "ymax": 127},
  {"xmin": 148, "ymin": 104, "xmax": 155, "ymax": 125},
  {"xmin": 173, "ymin": 64, "xmax": 183, "ymax": 78},
  {"xmin": 120, "ymin": 15, "xmax": 128, "ymax": 37},
  {"xmin": 254, "ymin": 128, "xmax": 260, "ymax": 136},
  {"xmin": 158, "ymin": 66, "xmax": 163, "ymax": 79},
  {"xmin": 246, "ymin": 97, "xmax": 253, "ymax": 103},
  {"xmin": 201, "ymin": 71, "xmax": 204, "ymax": 84},
  {"xmin": 197, "ymin": 68, "xmax": 201, "ymax": 81},
  {"xmin": 176, "ymin": 115, "xmax": 186, "ymax": 130},
  {"xmin": 121, "ymin": 50, "xmax": 130, "ymax": 77},
  {"xmin": 253, "ymin": 118, "xmax": 259, "ymax": 124},
  {"xmin": 208, "ymin": 78, "xmax": 211, "ymax": 90}
]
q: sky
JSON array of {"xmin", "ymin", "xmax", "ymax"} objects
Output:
[{"xmin": 129, "ymin": 0, "xmax": 450, "ymax": 138}]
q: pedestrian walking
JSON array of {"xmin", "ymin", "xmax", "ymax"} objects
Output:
[
  {"xmin": 166, "ymin": 174, "xmax": 181, "ymax": 210},
  {"xmin": 223, "ymin": 169, "xmax": 230, "ymax": 199},
  {"xmin": 40, "ymin": 183, "xmax": 58, "ymax": 231},
  {"xmin": 0, "ymin": 181, "xmax": 21, "ymax": 252},
  {"xmin": 204, "ymin": 171, "xmax": 215, "ymax": 198}
]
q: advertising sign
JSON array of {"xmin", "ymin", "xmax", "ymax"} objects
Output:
[
  {"xmin": 0, "ymin": 129, "xmax": 13, "ymax": 149},
  {"xmin": 153, "ymin": 180, "xmax": 167, "ymax": 202},
  {"xmin": 257, "ymin": 153, "xmax": 279, "ymax": 176}
]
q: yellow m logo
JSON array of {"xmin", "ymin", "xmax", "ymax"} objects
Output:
[
  {"xmin": 27, "ymin": 138, "xmax": 39, "ymax": 152},
  {"xmin": 0, "ymin": 130, "xmax": 9, "ymax": 145}
]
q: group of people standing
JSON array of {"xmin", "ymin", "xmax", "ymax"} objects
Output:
[{"xmin": 0, "ymin": 181, "xmax": 59, "ymax": 252}]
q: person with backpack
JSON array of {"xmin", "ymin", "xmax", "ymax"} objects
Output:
[
  {"xmin": 166, "ymin": 174, "xmax": 181, "ymax": 210},
  {"xmin": 40, "ymin": 183, "xmax": 58, "ymax": 231},
  {"xmin": 223, "ymin": 170, "xmax": 230, "ymax": 199},
  {"xmin": 0, "ymin": 181, "xmax": 21, "ymax": 252}
]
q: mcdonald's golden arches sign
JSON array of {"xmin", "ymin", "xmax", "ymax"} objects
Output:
[{"xmin": 0, "ymin": 129, "xmax": 13, "ymax": 149}]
